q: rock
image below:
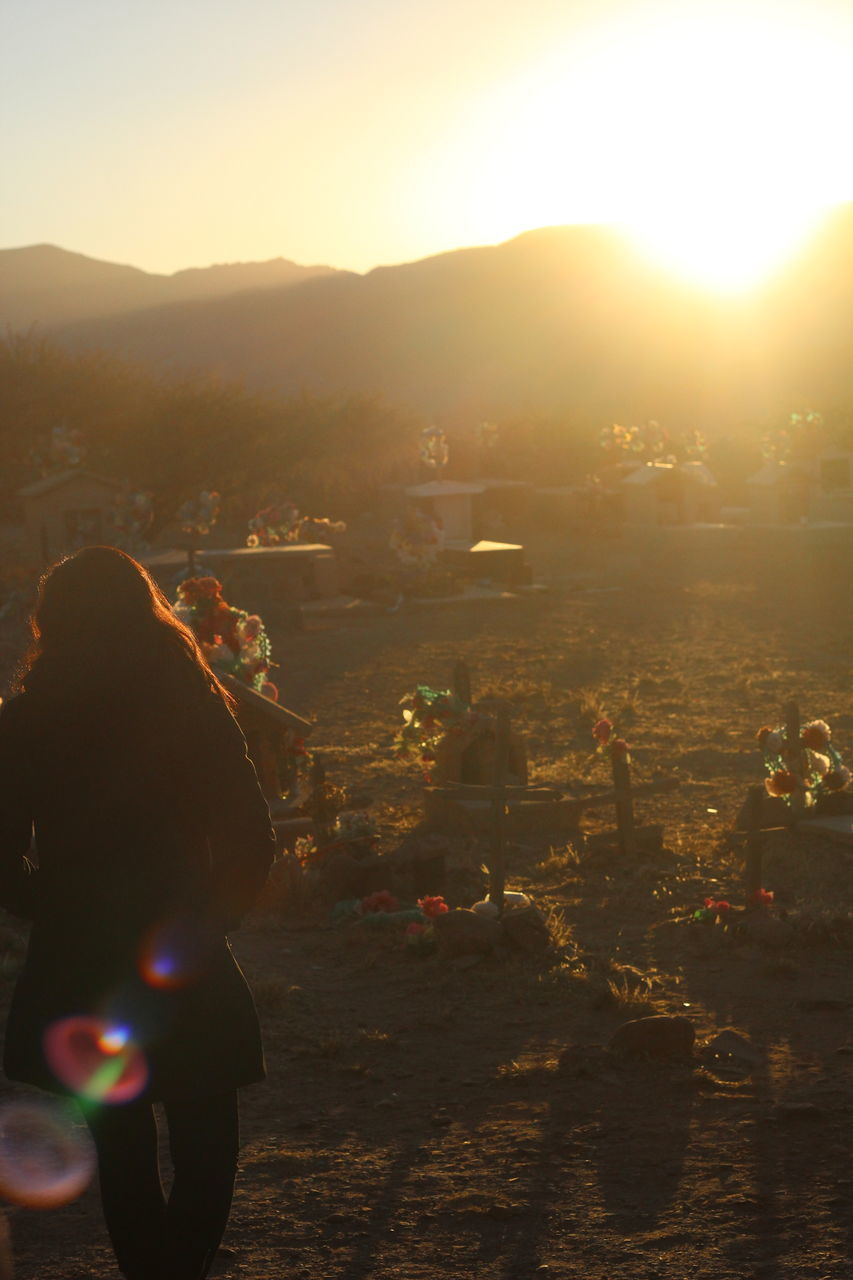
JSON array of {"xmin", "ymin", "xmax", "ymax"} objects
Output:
[
  {"xmin": 609, "ymin": 1015, "xmax": 695, "ymax": 1060},
  {"xmin": 501, "ymin": 904, "xmax": 551, "ymax": 954},
  {"xmin": 704, "ymin": 1029, "xmax": 764, "ymax": 1069},
  {"xmin": 433, "ymin": 908, "xmax": 503, "ymax": 958}
]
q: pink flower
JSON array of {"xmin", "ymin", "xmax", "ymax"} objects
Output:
[
  {"xmin": 417, "ymin": 895, "xmax": 448, "ymax": 918},
  {"xmin": 592, "ymin": 719, "xmax": 613, "ymax": 745},
  {"xmin": 750, "ymin": 888, "xmax": 774, "ymax": 906}
]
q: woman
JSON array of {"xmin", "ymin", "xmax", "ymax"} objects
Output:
[{"xmin": 0, "ymin": 547, "xmax": 276, "ymax": 1280}]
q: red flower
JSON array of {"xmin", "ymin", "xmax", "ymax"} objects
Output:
[
  {"xmin": 765, "ymin": 769, "xmax": 798, "ymax": 797},
  {"xmin": 703, "ymin": 898, "xmax": 731, "ymax": 914},
  {"xmin": 417, "ymin": 895, "xmax": 448, "ymax": 918},
  {"xmin": 750, "ymin": 888, "xmax": 774, "ymax": 906},
  {"xmin": 361, "ymin": 890, "xmax": 399, "ymax": 914},
  {"xmin": 592, "ymin": 719, "xmax": 613, "ymax": 745}
]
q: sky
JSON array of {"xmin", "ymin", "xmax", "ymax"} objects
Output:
[{"xmin": 4, "ymin": 0, "xmax": 853, "ymax": 287}]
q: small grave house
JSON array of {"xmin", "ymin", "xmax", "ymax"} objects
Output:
[
  {"xmin": 19, "ymin": 469, "xmax": 123, "ymax": 565},
  {"xmin": 620, "ymin": 460, "xmax": 719, "ymax": 525},
  {"xmin": 808, "ymin": 447, "xmax": 853, "ymax": 523},
  {"xmin": 745, "ymin": 460, "xmax": 811, "ymax": 525}
]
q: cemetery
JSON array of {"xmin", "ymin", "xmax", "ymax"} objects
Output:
[{"xmin": 2, "ymin": 411, "xmax": 853, "ymax": 1278}]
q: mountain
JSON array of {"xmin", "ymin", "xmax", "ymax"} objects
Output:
[
  {"xmin": 0, "ymin": 244, "xmax": 339, "ymax": 329},
  {"xmin": 32, "ymin": 206, "xmax": 853, "ymax": 424}
]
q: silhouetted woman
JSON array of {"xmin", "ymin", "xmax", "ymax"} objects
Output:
[{"xmin": 0, "ymin": 546, "xmax": 276, "ymax": 1280}]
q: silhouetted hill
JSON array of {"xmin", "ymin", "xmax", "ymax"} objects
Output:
[
  {"xmin": 0, "ymin": 244, "xmax": 339, "ymax": 328},
  {"xmin": 45, "ymin": 206, "xmax": 853, "ymax": 424}
]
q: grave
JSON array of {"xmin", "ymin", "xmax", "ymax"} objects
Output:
[
  {"xmin": 416, "ymin": 663, "xmax": 679, "ymax": 865},
  {"xmin": 734, "ymin": 702, "xmax": 853, "ymax": 895},
  {"xmin": 144, "ymin": 543, "xmax": 339, "ymax": 615},
  {"xmin": 403, "ymin": 480, "xmax": 531, "ymax": 584},
  {"xmin": 19, "ymin": 468, "xmax": 123, "ymax": 564}
]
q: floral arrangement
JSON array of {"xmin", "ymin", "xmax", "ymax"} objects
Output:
[
  {"xmin": 694, "ymin": 897, "xmax": 732, "ymax": 924},
  {"xmin": 591, "ymin": 718, "xmax": 630, "ymax": 762},
  {"xmin": 389, "ymin": 507, "xmax": 444, "ymax": 567},
  {"xmin": 757, "ymin": 718, "xmax": 850, "ymax": 805},
  {"xmin": 174, "ymin": 576, "xmax": 275, "ymax": 697},
  {"xmin": 31, "ymin": 424, "xmax": 86, "ymax": 474},
  {"xmin": 395, "ymin": 685, "xmax": 479, "ymax": 775},
  {"xmin": 761, "ymin": 410, "xmax": 826, "ymax": 464},
  {"xmin": 112, "ymin": 490, "xmax": 154, "ymax": 546},
  {"xmin": 475, "ymin": 421, "xmax": 500, "ymax": 451},
  {"xmin": 695, "ymin": 888, "xmax": 773, "ymax": 923},
  {"xmin": 420, "ymin": 427, "xmax": 449, "ymax": 472},
  {"xmin": 246, "ymin": 502, "xmax": 346, "ymax": 548},
  {"xmin": 178, "ymin": 490, "xmax": 221, "ymax": 538},
  {"xmin": 599, "ymin": 421, "xmax": 707, "ymax": 465}
]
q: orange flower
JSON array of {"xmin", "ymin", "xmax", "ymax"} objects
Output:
[
  {"xmin": 801, "ymin": 720, "xmax": 831, "ymax": 750},
  {"xmin": 765, "ymin": 769, "xmax": 798, "ymax": 797}
]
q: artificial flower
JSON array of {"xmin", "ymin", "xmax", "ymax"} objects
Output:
[
  {"xmin": 765, "ymin": 769, "xmax": 798, "ymax": 797},
  {"xmin": 361, "ymin": 890, "xmax": 399, "ymax": 914},
  {"xmin": 802, "ymin": 720, "xmax": 831, "ymax": 750},
  {"xmin": 592, "ymin": 719, "xmax": 613, "ymax": 745},
  {"xmin": 750, "ymin": 888, "xmax": 774, "ymax": 906},
  {"xmin": 417, "ymin": 895, "xmax": 448, "ymax": 918}
]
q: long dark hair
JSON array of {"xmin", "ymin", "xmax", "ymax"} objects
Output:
[{"xmin": 17, "ymin": 546, "xmax": 234, "ymax": 713}]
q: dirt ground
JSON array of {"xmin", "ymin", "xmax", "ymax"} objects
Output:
[{"xmin": 3, "ymin": 525, "xmax": 853, "ymax": 1279}]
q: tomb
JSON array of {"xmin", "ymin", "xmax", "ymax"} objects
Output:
[
  {"xmin": 19, "ymin": 468, "xmax": 123, "ymax": 564},
  {"xmin": 144, "ymin": 543, "xmax": 339, "ymax": 616}
]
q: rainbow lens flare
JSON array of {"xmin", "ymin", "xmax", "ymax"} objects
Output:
[
  {"xmin": 138, "ymin": 917, "xmax": 210, "ymax": 990},
  {"xmin": 44, "ymin": 1016, "xmax": 148, "ymax": 1104},
  {"xmin": 0, "ymin": 1099, "xmax": 95, "ymax": 1208}
]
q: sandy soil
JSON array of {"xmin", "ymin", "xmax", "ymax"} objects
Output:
[{"xmin": 3, "ymin": 526, "xmax": 853, "ymax": 1279}]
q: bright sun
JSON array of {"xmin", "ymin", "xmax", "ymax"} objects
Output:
[{"xmin": 420, "ymin": 0, "xmax": 853, "ymax": 292}]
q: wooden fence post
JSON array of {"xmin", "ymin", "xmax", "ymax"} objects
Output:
[
  {"xmin": 611, "ymin": 748, "xmax": 638, "ymax": 855},
  {"xmin": 488, "ymin": 708, "xmax": 511, "ymax": 914},
  {"xmin": 744, "ymin": 783, "xmax": 764, "ymax": 897}
]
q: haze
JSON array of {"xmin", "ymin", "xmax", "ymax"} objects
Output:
[{"xmin": 4, "ymin": 0, "xmax": 853, "ymax": 290}]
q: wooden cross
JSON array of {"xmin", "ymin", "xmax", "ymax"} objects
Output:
[{"xmin": 610, "ymin": 747, "xmax": 638, "ymax": 855}]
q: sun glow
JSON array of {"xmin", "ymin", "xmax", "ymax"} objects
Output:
[{"xmin": 416, "ymin": 0, "xmax": 853, "ymax": 291}]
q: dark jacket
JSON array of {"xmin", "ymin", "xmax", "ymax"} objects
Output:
[{"xmin": 0, "ymin": 684, "xmax": 276, "ymax": 1100}]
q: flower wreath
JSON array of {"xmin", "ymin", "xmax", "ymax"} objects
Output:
[
  {"xmin": 757, "ymin": 718, "xmax": 851, "ymax": 803},
  {"xmin": 174, "ymin": 576, "xmax": 275, "ymax": 698}
]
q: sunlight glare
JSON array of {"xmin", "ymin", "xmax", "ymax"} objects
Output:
[{"xmin": 417, "ymin": 0, "xmax": 853, "ymax": 291}]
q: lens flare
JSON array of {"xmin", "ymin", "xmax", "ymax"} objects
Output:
[
  {"xmin": 138, "ymin": 918, "xmax": 211, "ymax": 990},
  {"xmin": 44, "ymin": 1016, "xmax": 148, "ymax": 1104},
  {"xmin": 0, "ymin": 1099, "xmax": 95, "ymax": 1208}
]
